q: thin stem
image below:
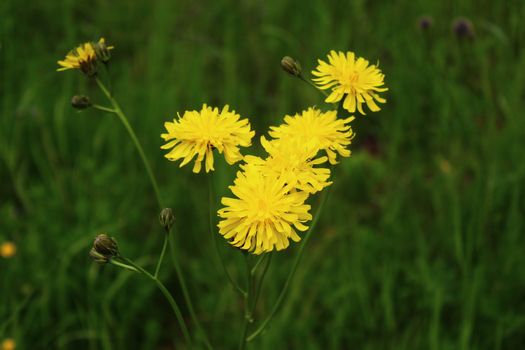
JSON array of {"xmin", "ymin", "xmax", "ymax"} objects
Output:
[
  {"xmin": 92, "ymin": 104, "xmax": 115, "ymax": 113},
  {"xmin": 239, "ymin": 254, "xmax": 253, "ymax": 350},
  {"xmin": 103, "ymin": 63, "xmax": 113, "ymax": 96},
  {"xmin": 208, "ymin": 174, "xmax": 247, "ymax": 296},
  {"xmin": 120, "ymin": 257, "xmax": 192, "ymax": 347},
  {"xmin": 154, "ymin": 233, "xmax": 169, "ymax": 279},
  {"xmin": 298, "ymin": 74, "xmax": 329, "ymax": 98},
  {"xmin": 169, "ymin": 235, "xmax": 214, "ymax": 350},
  {"xmin": 95, "ymin": 78, "xmax": 163, "ymax": 209},
  {"xmin": 109, "ymin": 259, "xmax": 139, "ymax": 272},
  {"xmin": 247, "ymin": 189, "xmax": 331, "ymax": 342},
  {"xmin": 252, "ymin": 253, "xmax": 273, "ymax": 312},
  {"xmin": 251, "ymin": 254, "xmax": 267, "ymax": 275}
]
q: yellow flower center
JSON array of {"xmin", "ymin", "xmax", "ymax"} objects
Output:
[{"xmin": 349, "ymin": 71, "xmax": 359, "ymax": 83}]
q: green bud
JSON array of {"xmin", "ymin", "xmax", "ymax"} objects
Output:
[
  {"xmin": 71, "ymin": 95, "xmax": 92, "ymax": 110},
  {"xmin": 159, "ymin": 208, "xmax": 175, "ymax": 232},
  {"xmin": 281, "ymin": 56, "xmax": 302, "ymax": 77},
  {"xmin": 90, "ymin": 234, "xmax": 119, "ymax": 264},
  {"xmin": 94, "ymin": 38, "xmax": 112, "ymax": 63}
]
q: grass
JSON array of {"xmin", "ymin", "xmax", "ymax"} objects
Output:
[{"xmin": 2, "ymin": 0, "xmax": 525, "ymax": 348}]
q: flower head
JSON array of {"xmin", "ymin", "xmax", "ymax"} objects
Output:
[
  {"xmin": 243, "ymin": 136, "xmax": 332, "ymax": 194},
  {"xmin": 57, "ymin": 38, "xmax": 113, "ymax": 75},
  {"xmin": 312, "ymin": 50, "xmax": 387, "ymax": 115},
  {"xmin": 161, "ymin": 104, "xmax": 254, "ymax": 173},
  {"xmin": 269, "ymin": 107, "xmax": 354, "ymax": 164},
  {"xmin": 57, "ymin": 42, "xmax": 97, "ymax": 75},
  {"xmin": 218, "ymin": 170, "xmax": 312, "ymax": 254},
  {"xmin": 0, "ymin": 241, "xmax": 16, "ymax": 258},
  {"xmin": 1, "ymin": 339, "xmax": 16, "ymax": 350}
]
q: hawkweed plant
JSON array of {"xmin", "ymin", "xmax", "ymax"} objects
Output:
[{"xmin": 57, "ymin": 38, "xmax": 387, "ymax": 349}]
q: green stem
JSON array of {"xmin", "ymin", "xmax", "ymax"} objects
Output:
[
  {"xmin": 169, "ymin": 235, "xmax": 214, "ymax": 350},
  {"xmin": 252, "ymin": 253, "xmax": 273, "ymax": 311},
  {"xmin": 120, "ymin": 257, "xmax": 192, "ymax": 347},
  {"xmin": 110, "ymin": 259, "xmax": 139, "ymax": 272},
  {"xmin": 92, "ymin": 104, "xmax": 115, "ymax": 113},
  {"xmin": 251, "ymin": 254, "xmax": 267, "ymax": 275},
  {"xmin": 208, "ymin": 174, "xmax": 247, "ymax": 296},
  {"xmin": 154, "ymin": 234, "xmax": 169, "ymax": 279},
  {"xmin": 239, "ymin": 254, "xmax": 253, "ymax": 350},
  {"xmin": 95, "ymin": 78, "xmax": 163, "ymax": 209},
  {"xmin": 247, "ymin": 189, "xmax": 330, "ymax": 342},
  {"xmin": 298, "ymin": 74, "xmax": 329, "ymax": 98}
]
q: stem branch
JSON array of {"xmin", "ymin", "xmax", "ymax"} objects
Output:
[
  {"xmin": 247, "ymin": 189, "xmax": 330, "ymax": 342},
  {"xmin": 119, "ymin": 257, "xmax": 192, "ymax": 347},
  {"xmin": 95, "ymin": 78, "xmax": 163, "ymax": 209}
]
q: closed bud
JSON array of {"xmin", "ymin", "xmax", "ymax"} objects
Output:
[
  {"xmin": 452, "ymin": 17, "xmax": 475, "ymax": 39},
  {"xmin": 281, "ymin": 56, "xmax": 302, "ymax": 77},
  {"xmin": 90, "ymin": 234, "xmax": 119, "ymax": 264},
  {"xmin": 94, "ymin": 38, "xmax": 113, "ymax": 63},
  {"xmin": 159, "ymin": 208, "xmax": 175, "ymax": 232},
  {"xmin": 71, "ymin": 95, "xmax": 92, "ymax": 110},
  {"xmin": 417, "ymin": 16, "xmax": 434, "ymax": 31}
]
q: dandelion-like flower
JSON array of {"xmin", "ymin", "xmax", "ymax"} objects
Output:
[
  {"xmin": 57, "ymin": 38, "xmax": 113, "ymax": 75},
  {"xmin": 161, "ymin": 104, "xmax": 254, "ymax": 173},
  {"xmin": 312, "ymin": 50, "xmax": 387, "ymax": 115},
  {"xmin": 243, "ymin": 137, "xmax": 332, "ymax": 194},
  {"xmin": 269, "ymin": 107, "xmax": 354, "ymax": 164},
  {"xmin": 218, "ymin": 170, "xmax": 312, "ymax": 254},
  {"xmin": 0, "ymin": 242, "xmax": 16, "ymax": 258}
]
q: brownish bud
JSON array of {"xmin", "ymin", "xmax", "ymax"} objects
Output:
[
  {"xmin": 71, "ymin": 95, "xmax": 92, "ymax": 110},
  {"xmin": 159, "ymin": 208, "xmax": 175, "ymax": 232},
  {"xmin": 90, "ymin": 234, "xmax": 119, "ymax": 264},
  {"xmin": 281, "ymin": 56, "xmax": 302, "ymax": 77}
]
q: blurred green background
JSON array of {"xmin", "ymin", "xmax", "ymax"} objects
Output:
[{"xmin": 2, "ymin": 0, "xmax": 525, "ymax": 349}]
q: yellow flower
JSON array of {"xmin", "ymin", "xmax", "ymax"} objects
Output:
[
  {"xmin": 217, "ymin": 170, "xmax": 312, "ymax": 254},
  {"xmin": 312, "ymin": 50, "xmax": 387, "ymax": 115},
  {"xmin": 57, "ymin": 38, "xmax": 113, "ymax": 75},
  {"xmin": 1, "ymin": 338, "xmax": 15, "ymax": 350},
  {"xmin": 161, "ymin": 104, "xmax": 254, "ymax": 173},
  {"xmin": 269, "ymin": 107, "xmax": 355, "ymax": 164},
  {"xmin": 243, "ymin": 136, "xmax": 332, "ymax": 194},
  {"xmin": 0, "ymin": 241, "xmax": 16, "ymax": 258}
]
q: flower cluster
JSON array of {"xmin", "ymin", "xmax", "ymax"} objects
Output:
[
  {"xmin": 159, "ymin": 50, "xmax": 386, "ymax": 254},
  {"xmin": 217, "ymin": 107, "xmax": 354, "ymax": 254}
]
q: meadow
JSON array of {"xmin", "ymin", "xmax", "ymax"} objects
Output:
[{"xmin": 2, "ymin": 0, "xmax": 525, "ymax": 349}]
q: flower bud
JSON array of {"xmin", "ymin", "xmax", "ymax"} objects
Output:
[
  {"xmin": 71, "ymin": 95, "xmax": 92, "ymax": 110},
  {"xmin": 452, "ymin": 17, "xmax": 475, "ymax": 39},
  {"xmin": 94, "ymin": 38, "xmax": 113, "ymax": 63},
  {"xmin": 281, "ymin": 56, "xmax": 302, "ymax": 77},
  {"xmin": 159, "ymin": 208, "xmax": 175, "ymax": 232},
  {"xmin": 417, "ymin": 16, "xmax": 434, "ymax": 31},
  {"xmin": 89, "ymin": 234, "xmax": 119, "ymax": 264}
]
